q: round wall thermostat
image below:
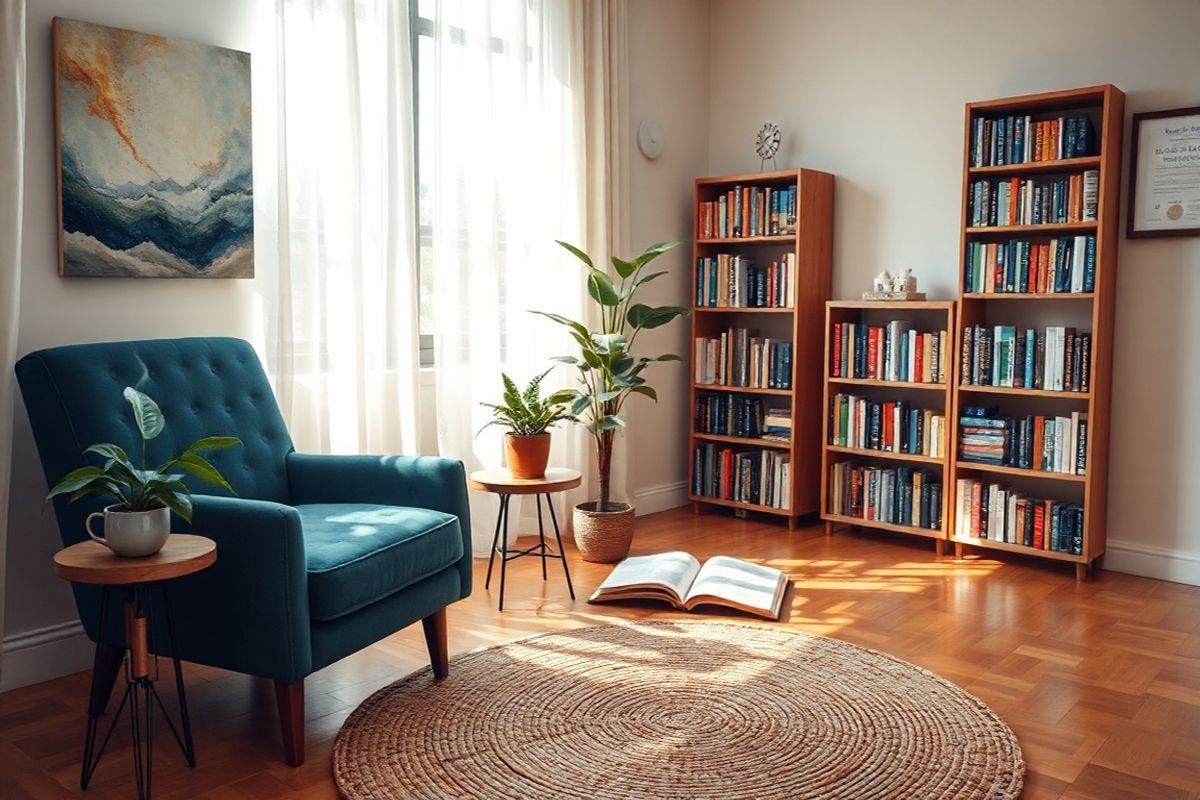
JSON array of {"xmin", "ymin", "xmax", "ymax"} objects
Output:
[{"xmin": 637, "ymin": 118, "xmax": 664, "ymax": 160}]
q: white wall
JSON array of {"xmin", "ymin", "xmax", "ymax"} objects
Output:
[
  {"xmin": 2, "ymin": 0, "xmax": 275, "ymax": 690},
  {"xmin": 707, "ymin": 0, "xmax": 1200, "ymax": 582},
  {"xmin": 625, "ymin": 0, "xmax": 711, "ymax": 515}
]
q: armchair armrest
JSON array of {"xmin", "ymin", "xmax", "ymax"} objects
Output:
[
  {"xmin": 286, "ymin": 454, "xmax": 472, "ymax": 597},
  {"xmin": 169, "ymin": 495, "xmax": 312, "ymax": 682}
]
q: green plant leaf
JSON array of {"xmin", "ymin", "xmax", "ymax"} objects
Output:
[
  {"xmin": 611, "ymin": 256, "xmax": 637, "ymax": 279},
  {"xmin": 529, "ymin": 311, "xmax": 590, "ymax": 338},
  {"xmin": 627, "ymin": 304, "xmax": 690, "ymax": 330},
  {"xmin": 598, "ymin": 415, "xmax": 626, "ymax": 430},
  {"xmin": 550, "ymin": 356, "xmax": 582, "ymax": 366},
  {"xmin": 45, "ymin": 465, "xmax": 108, "ymax": 503},
  {"xmin": 180, "ymin": 436, "xmax": 241, "ymax": 456},
  {"xmin": 587, "ymin": 270, "xmax": 620, "ymax": 307},
  {"xmin": 123, "ymin": 387, "xmax": 164, "ymax": 441},
  {"xmin": 556, "ymin": 240, "xmax": 594, "ymax": 269},
  {"xmin": 156, "ymin": 489, "xmax": 193, "ymax": 523},
  {"xmin": 595, "ymin": 390, "xmax": 622, "ymax": 402},
  {"xmin": 629, "ymin": 386, "xmax": 658, "ymax": 402},
  {"xmin": 174, "ymin": 453, "xmax": 237, "ymax": 496},
  {"xmin": 651, "ymin": 353, "xmax": 684, "ymax": 362},
  {"xmin": 570, "ymin": 395, "xmax": 592, "ymax": 416},
  {"xmin": 633, "ymin": 240, "xmax": 680, "ymax": 268},
  {"xmin": 85, "ymin": 443, "xmax": 129, "ymax": 463},
  {"xmin": 622, "ymin": 270, "xmax": 669, "ymax": 299},
  {"xmin": 547, "ymin": 388, "xmax": 579, "ymax": 405}
]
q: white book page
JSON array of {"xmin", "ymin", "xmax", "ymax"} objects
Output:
[
  {"xmin": 684, "ymin": 556, "xmax": 783, "ymax": 612},
  {"xmin": 594, "ymin": 552, "xmax": 701, "ymax": 601}
]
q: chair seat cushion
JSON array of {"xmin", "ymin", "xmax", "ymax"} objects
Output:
[{"xmin": 297, "ymin": 503, "xmax": 463, "ymax": 621}]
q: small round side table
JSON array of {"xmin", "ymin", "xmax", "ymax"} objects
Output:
[
  {"xmin": 54, "ymin": 534, "xmax": 216, "ymax": 800},
  {"xmin": 468, "ymin": 468, "xmax": 581, "ymax": 611}
]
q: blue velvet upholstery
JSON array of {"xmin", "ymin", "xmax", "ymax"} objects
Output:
[{"xmin": 15, "ymin": 337, "xmax": 472, "ymax": 687}]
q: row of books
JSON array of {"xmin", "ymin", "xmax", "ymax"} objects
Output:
[
  {"xmin": 695, "ymin": 254, "xmax": 796, "ymax": 308},
  {"xmin": 954, "ymin": 478, "xmax": 1083, "ymax": 554},
  {"xmin": 827, "ymin": 462, "xmax": 943, "ymax": 531},
  {"xmin": 830, "ymin": 322, "xmax": 947, "ymax": 384},
  {"xmin": 695, "ymin": 393, "xmax": 791, "ymax": 442},
  {"xmin": 829, "ymin": 394, "xmax": 946, "ymax": 458},
  {"xmin": 970, "ymin": 114, "xmax": 1095, "ymax": 168},
  {"xmin": 968, "ymin": 173, "xmax": 1098, "ymax": 228},
  {"xmin": 693, "ymin": 444, "xmax": 791, "ymax": 509},
  {"xmin": 697, "ymin": 185, "xmax": 797, "ymax": 239},
  {"xmin": 964, "ymin": 235, "xmax": 1096, "ymax": 294},
  {"xmin": 694, "ymin": 330, "xmax": 793, "ymax": 389},
  {"xmin": 959, "ymin": 407, "xmax": 1088, "ymax": 474},
  {"xmin": 960, "ymin": 325, "xmax": 1090, "ymax": 392}
]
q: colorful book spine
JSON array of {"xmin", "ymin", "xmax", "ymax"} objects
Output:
[
  {"xmin": 957, "ymin": 409, "xmax": 1088, "ymax": 474},
  {"xmin": 959, "ymin": 325, "xmax": 1090, "ymax": 392},
  {"xmin": 696, "ymin": 184, "xmax": 797, "ymax": 240},
  {"xmin": 694, "ymin": 444, "xmax": 790, "ymax": 509},
  {"xmin": 969, "ymin": 114, "xmax": 1094, "ymax": 167},
  {"xmin": 954, "ymin": 477, "xmax": 1083, "ymax": 555},
  {"xmin": 694, "ymin": 331, "xmax": 792, "ymax": 389},
  {"xmin": 695, "ymin": 253, "xmax": 796, "ymax": 308},
  {"xmin": 964, "ymin": 235, "xmax": 1096, "ymax": 294},
  {"xmin": 828, "ymin": 394, "xmax": 945, "ymax": 458},
  {"xmin": 829, "ymin": 322, "xmax": 946, "ymax": 384},
  {"xmin": 828, "ymin": 461, "xmax": 942, "ymax": 530}
]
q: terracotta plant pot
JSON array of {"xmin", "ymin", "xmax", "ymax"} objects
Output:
[
  {"xmin": 506, "ymin": 433, "xmax": 551, "ymax": 479},
  {"xmin": 573, "ymin": 501, "xmax": 635, "ymax": 563}
]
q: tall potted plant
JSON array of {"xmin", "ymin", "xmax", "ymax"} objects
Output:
[{"xmin": 534, "ymin": 239, "xmax": 688, "ymax": 562}]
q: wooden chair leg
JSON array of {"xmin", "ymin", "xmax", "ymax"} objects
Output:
[
  {"xmin": 422, "ymin": 608, "xmax": 449, "ymax": 680},
  {"xmin": 273, "ymin": 679, "xmax": 305, "ymax": 767}
]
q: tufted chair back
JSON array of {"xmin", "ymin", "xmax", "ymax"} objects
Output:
[{"xmin": 16, "ymin": 337, "xmax": 295, "ymax": 548}]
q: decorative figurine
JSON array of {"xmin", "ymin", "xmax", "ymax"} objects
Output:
[{"xmin": 863, "ymin": 267, "xmax": 925, "ymax": 301}]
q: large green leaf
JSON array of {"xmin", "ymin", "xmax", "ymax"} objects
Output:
[
  {"xmin": 547, "ymin": 388, "xmax": 580, "ymax": 405},
  {"xmin": 174, "ymin": 453, "xmax": 237, "ymax": 496},
  {"xmin": 556, "ymin": 240, "xmax": 594, "ymax": 269},
  {"xmin": 123, "ymin": 387, "xmax": 164, "ymax": 441},
  {"xmin": 180, "ymin": 436, "xmax": 241, "ymax": 456},
  {"xmin": 45, "ymin": 465, "xmax": 107, "ymax": 503},
  {"xmin": 627, "ymin": 304, "xmax": 689, "ymax": 330},
  {"xmin": 598, "ymin": 415, "xmax": 626, "ymax": 430},
  {"xmin": 530, "ymin": 311, "xmax": 590, "ymax": 338},
  {"xmin": 155, "ymin": 489, "xmax": 194, "ymax": 523},
  {"xmin": 611, "ymin": 256, "xmax": 637, "ymax": 279},
  {"xmin": 633, "ymin": 240, "xmax": 680, "ymax": 268},
  {"xmin": 587, "ymin": 270, "xmax": 620, "ymax": 307},
  {"xmin": 592, "ymin": 333, "xmax": 626, "ymax": 354},
  {"xmin": 570, "ymin": 395, "xmax": 592, "ymax": 416},
  {"xmin": 629, "ymin": 386, "xmax": 658, "ymax": 402}
]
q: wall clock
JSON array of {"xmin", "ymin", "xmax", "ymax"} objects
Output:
[{"xmin": 756, "ymin": 122, "xmax": 781, "ymax": 170}]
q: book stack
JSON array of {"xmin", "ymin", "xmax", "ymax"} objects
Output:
[
  {"xmin": 970, "ymin": 114, "xmax": 1094, "ymax": 167},
  {"xmin": 694, "ymin": 330, "xmax": 792, "ymax": 389},
  {"xmin": 968, "ymin": 170, "xmax": 1098, "ymax": 228},
  {"xmin": 955, "ymin": 478, "xmax": 1083, "ymax": 554},
  {"xmin": 958, "ymin": 407, "xmax": 1087, "ymax": 474},
  {"xmin": 964, "ymin": 235, "xmax": 1095, "ymax": 294},
  {"xmin": 960, "ymin": 325, "xmax": 1090, "ymax": 392},
  {"xmin": 696, "ymin": 394, "xmax": 787, "ymax": 441},
  {"xmin": 830, "ymin": 321, "xmax": 947, "ymax": 384},
  {"xmin": 695, "ymin": 253, "xmax": 796, "ymax": 308},
  {"xmin": 829, "ymin": 393, "xmax": 945, "ymax": 457},
  {"xmin": 693, "ymin": 444, "xmax": 791, "ymax": 509},
  {"xmin": 697, "ymin": 185, "xmax": 797, "ymax": 239},
  {"xmin": 762, "ymin": 406, "xmax": 791, "ymax": 443},
  {"xmin": 828, "ymin": 462, "xmax": 942, "ymax": 530}
]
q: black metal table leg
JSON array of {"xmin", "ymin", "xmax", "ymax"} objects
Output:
[
  {"xmin": 484, "ymin": 493, "xmax": 505, "ymax": 590},
  {"xmin": 546, "ymin": 495, "xmax": 575, "ymax": 600},
  {"xmin": 498, "ymin": 493, "xmax": 511, "ymax": 611},
  {"xmin": 81, "ymin": 585, "xmax": 112, "ymax": 789},
  {"xmin": 160, "ymin": 584, "xmax": 196, "ymax": 767},
  {"xmin": 536, "ymin": 494, "xmax": 548, "ymax": 580}
]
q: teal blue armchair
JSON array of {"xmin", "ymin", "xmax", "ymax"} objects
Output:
[{"xmin": 15, "ymin": 337, "xmax": 472, "ymax": 765}]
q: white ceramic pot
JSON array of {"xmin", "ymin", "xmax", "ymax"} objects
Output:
[{"xmin": 86, "ymin": 505, "xmax": 170, "ymax": 558}]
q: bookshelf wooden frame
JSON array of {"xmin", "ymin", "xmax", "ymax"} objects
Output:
[
  {"xmin": 820, "ymin": 301, "xmax": 955, "ymax": 552},
  {"xmin": 950, "ymin": 85, "xmax": 1124, "ymax": 580},
  {"xmin": 688, "ymin": 168, "xmax": 834, "ymax": 528}
]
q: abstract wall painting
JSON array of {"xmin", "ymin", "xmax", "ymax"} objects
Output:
[{"xmin": 53, "ymin": 18, "xmax": 254, "ymax": 278}]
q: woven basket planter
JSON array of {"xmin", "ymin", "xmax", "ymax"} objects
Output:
[{"xmin": 573, "ymin": 501, "xmax": 635, "ymax": 563}]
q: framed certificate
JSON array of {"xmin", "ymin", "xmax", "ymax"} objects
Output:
[{"xmin": 1128, "ymin": 106, "xmax": 1200, "ymax": 238}]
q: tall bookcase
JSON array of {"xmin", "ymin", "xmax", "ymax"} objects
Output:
[
  {"xmin": 950, "ymin": 85, "xmax": 1124, "ymax": 579},
  {"xmin": 820, "ymin": 301, "xmax": 955, "ymax": 553},
  {"xmin": 689, "ymin": 168, "xmax": 834, "ymax": 529}
]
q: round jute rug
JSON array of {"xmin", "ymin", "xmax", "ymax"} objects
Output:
[{"xmin": 333, "ymin": 621, "xmax": 1024, "ymax": 799}]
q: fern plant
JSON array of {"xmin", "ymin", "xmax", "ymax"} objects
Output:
[{"xmin": 479, "ymin": 371, "xmax": 573, "ymax": 436}]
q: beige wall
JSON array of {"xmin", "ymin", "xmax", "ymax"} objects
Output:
[
  {"xmin": 707, "ymin": 0, "xmax": 1200, "ymax": 581},
  {"xmin": 625, "ymin": 0, "xmax": 712, "ymax": 514},
  {"xmin": 2, "ymin": 0, "xmax": 272, "ymax": 689}
]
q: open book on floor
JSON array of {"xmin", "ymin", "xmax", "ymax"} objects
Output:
[{"xmin": 588, "ymin": 551, "xmax": 788, "ymax": 620}]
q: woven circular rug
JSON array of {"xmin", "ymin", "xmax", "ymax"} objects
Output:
[{"xmin": 333, "ymin": 621, "xmax": 1023, "ymax": 799}]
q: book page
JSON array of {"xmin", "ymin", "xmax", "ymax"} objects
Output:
[
  {"xmin": 684, "ymin": 556, "xmax": 786, "ymax": 616},
  {"xmin": 592, "ymin": 552, "xmax": 702, "ymax": 603}
]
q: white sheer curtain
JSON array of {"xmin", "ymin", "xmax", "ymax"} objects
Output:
[
  {"xmin": 0, "ymin": 0, "xmax": 25, "ymax": 682},
  {"xmin": 270, "ymin": 0, "xmax": 421, "ymax": 455},
  {"xmin": 423, "ymin": 0, "xmax": 625, "ymax": 555}
]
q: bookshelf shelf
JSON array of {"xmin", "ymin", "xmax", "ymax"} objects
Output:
[
  {"xmin": 966, "ymin": 221, "xmax": 1098, "ymax": 236},
  {"xmin": 967, "ymin": 155, "xmax": 1101, "ymax": 176},
  {"xmin": 692, "ymin": 383, "xmax": 793, "ymax": 396},
  {"xmin": 955, "ymin": 461, "xmax": 1087, "ymax": 484},
  {"xmin": 827, "ymin": 377, "xmax": 945, "ymax": 391},
  {"xmin": 690, "ymin": 169, "xmax": 834, "ymax": 528},
  {"xmin": 821, "ymin": 301, "xmax": 955, "ymax": 552},
  {"xmin": 950, "ymin": 85, "xmax": 1124, "ymax": 580}
]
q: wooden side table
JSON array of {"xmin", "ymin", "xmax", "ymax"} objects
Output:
[
  {"xmin": 468, "ymin": 468, "xmax": 581, "ymax": 611},
  {"xmin": 54, "ymin": 534, "xmax": 216, "ymax": 800}
]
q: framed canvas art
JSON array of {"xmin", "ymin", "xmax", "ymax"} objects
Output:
[{"xmin": 53, "ymin": 18, "xmax": 253, "ymax": 278}]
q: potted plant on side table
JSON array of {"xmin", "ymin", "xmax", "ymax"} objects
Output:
[
  {"xmin": 479, "ymin": 371, "xmax": 573, "ymax": 479},
  {"xmin": 534, "ymin": 239, "xmax": 689, "ymax": 562},
  {"xmin": 46, "ymin": 387, "xmax": 241, "ymax": 557}
]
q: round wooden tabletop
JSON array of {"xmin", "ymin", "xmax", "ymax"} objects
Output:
[
  {"xmin": 53, "ymin": 534, "xmax": 217, "ymax": 586},
  {"xmin": 468, "ymin": 467, "xmax": 582, "ymax": 496}
]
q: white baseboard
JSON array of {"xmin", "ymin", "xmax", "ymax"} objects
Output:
[
  {"xmin": 1103, "ymin": 539, "xmax": 1200, "ymax": 586},
  {"xmin": 633, "ymin": 480, "xmax": 689, "ymax": 516},
  {"xmin": 1, "ymin": 619, "xmax": 91, "ymax": 692}
]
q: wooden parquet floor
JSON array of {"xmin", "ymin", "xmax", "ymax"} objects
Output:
[{"xmin": 2, "ymin": 507, "xmax": 1199, "ymax": 799}]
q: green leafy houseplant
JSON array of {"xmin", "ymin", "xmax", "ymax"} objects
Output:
[
  {"xmin": 46, "ymin": 387, "xmax": 241, "ymax": 522},
  {"xmin": 534, "ymin": 239, "xmax": 689, "ymax": 513},
  {"xmin": 478, "ymin": 371, "xmax": 573, "ymax": 436}
]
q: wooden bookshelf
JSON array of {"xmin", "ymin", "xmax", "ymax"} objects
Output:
[
  {"xmin": 950, "ymin": 85, "xmax": 1124, "ymax": 580},
  {"xmin": 820, "ymin": 301, "xmax": 955, "ymax": 552},
  {"xmin": 688, "ymin": 168, "xmax": 834, "ymax": 528}
]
